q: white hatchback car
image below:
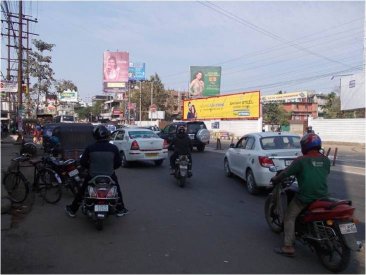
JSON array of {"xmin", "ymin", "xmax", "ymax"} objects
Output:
[
  {"xmin": 109, "ymin": 128, "xmax": 168, "ymax": 167},
  {"xmin": 224, "ymin": 132, "xmax": 302, "ymax": 194}
]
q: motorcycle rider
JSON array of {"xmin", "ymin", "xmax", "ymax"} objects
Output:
[
  {"xmin": 65, "ymin": 125, "xmax": 128, "ymax": 217},
  {"xmin": 271, "ymin": 133, "xmax": 330, "ymax": 257},
  {"xmin": 169, "ymin": 125, "xmax": 192, "ymax": 176}
]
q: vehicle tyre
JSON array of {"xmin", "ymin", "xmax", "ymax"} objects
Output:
[
  {"xmin": 3, "ymin": 172, "xmax": 29, "ymax": 203},
  {"xmin": 246, "ymin": 169, "xmax": 260, "ymax": 195},
  {"xmin": 224, "ymin": 158, "xmax": 233, "ymax": 177},
  {"xmin": 36, "ymin": 168, "xmax": 62, "ymax": 204},
  {"xmin": 197, "ymin": 144, "xmax": 205, "ymax": 152},
  {"xmin": 121, "ymin": 152, "xmax": 130, "ymax": 168},
  {"xmin": 178, "ymin": 177, "xmax": 186, "ymax": 188},
  {"xmin": 315, "ymin": 229, "xmax": 351, "ymax": 272},
  {"xmin": 264, "ymin": 195, "xmax": 283, "ymax": 233},
  {"xmin": 154, "ymin": 159, "xmax": 164, "ymax": 166},
  {"xmin": 96, "ymin": 219, "xmax": 103, "ymax": 231}
]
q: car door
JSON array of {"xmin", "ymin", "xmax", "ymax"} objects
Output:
[
  {"xmin": 238, "ymin": 136, "xmax": 256, "ymax": 179},
  {"xmin": 229, "ymin": 137, "xmax": 248, "ymax": 176},
  {"xmin": 110, "ymin": 130, "xmax": 125, "ymax": 152}
]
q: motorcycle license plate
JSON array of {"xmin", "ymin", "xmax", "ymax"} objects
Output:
[
  {"xmin": 180, "ymin": 165, "xmax": 188, "ymax": 170},
  {"xmin": 94, "ymin": 205, "xmax": 108, "ymax": 212},
  {"xmin": 285, "ymin": 160, "xmax": 293, "ymax": 166},
  {"xmin": 339, "ymin": 223, "xmax": 357, "ymax": 234},
  {"xmin": 68, "ymin": 169, "xmax": 79, "ymax": 177}
]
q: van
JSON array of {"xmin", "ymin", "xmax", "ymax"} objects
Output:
[{"xmin": 53, "ymin": 115, "xmax": 75, "ymax": 123}]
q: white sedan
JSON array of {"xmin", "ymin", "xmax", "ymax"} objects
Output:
[
  {"xmin": 224, "ymin": 132, "xmax": 302, "ymax": 195},
  {"xmin": 109, "ymin": 128, "xmax": 168, "ymax": 167}
]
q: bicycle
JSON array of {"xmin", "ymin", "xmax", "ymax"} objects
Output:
[{"xmin": 2, "ymin": 154, "xmax": 62, "ymax": 204}]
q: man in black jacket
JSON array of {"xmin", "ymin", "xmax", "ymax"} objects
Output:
[
  {"xmin": 65, "ymin": 125, "xmax": 128, "ymax": 218},
  {"xmin": 169, "ymin": 125, "xmax": 192, "ymax": 176}
]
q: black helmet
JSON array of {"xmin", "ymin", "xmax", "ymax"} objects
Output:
[
  {"xmin": 178, "ymin": 125, "xmax": 186, "ymax": 134},
  {"xmin": 300, "ymin": 133, "xmax": 322, "ymax": 154},
  {"xmin": 93, "ymin": 125, "xmax": 110, "ymax": 140}
]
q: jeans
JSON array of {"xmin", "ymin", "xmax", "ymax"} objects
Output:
[
  {"xmin": 283, "ymin": 195, "xmax": 307, "ymax": 246},
  {"xmin": 69, "ymin": 173, "xmax": 125, "ymax": 212}
]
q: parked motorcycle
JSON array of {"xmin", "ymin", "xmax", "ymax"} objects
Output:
[
  {"xmin": 81, "ymin": 175, "xmax": 120, "ymax": 230},
  {"xmin": 264, "ymin": 168, "xmax": 362, "ymax": 272},
  {"xmin": 173, "ymin": 155, "xmax": 191, "ymax": 187}
]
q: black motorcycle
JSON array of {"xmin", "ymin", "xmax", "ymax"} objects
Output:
[{"xmin": 173, "ymin": 155, "xmax": 191, "ymax": 187}]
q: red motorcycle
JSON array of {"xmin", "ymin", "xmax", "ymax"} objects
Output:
[{"xmin": 264, "ymin": 169, "xmax": 362, "ymax": 272}]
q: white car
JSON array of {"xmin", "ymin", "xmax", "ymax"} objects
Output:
[
  {"xmin": 109, "ymin": 128, "xmax": 168, "ymax": 167},
  {"xmin": 224, "ymin": 132, "xmax": 302, "ymax": 194}
]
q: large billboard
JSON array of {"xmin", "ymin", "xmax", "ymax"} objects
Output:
[
  {"xmin": 183, "ymin": 91, "xmax": 260, "ymax": 120},
  {"xmin": 59, "ymin": 90, "xmax": 78, "ymax": 103},
  {"xmin": 103, "ymin": 51, "xmax": 129, "ymax": 93},
  {"xmin": 189, "ymin": 66, "xmax": 221, "ymax": 98},
  {"xmin": 340, "ymin": 72, "xmax": 365, "ymax": 110},
  {"xmin": 129, "ymin": 62, "xmax": 146, "ymax": 81}
]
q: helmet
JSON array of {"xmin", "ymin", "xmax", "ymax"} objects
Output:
[
  {"xmin": 300, "ymin": 133, "xmax": 321, "ymax": 154},
  {"xmin": 93, "ymin": 125, "xmax": 110, "ymax": 140},
  {"xmin": 177, "ymin": 125, "xmax": 186, "ymax": 134},
  {"xmin": 20, "ymin": 142, "xmax": 37, "ymax": 157}
]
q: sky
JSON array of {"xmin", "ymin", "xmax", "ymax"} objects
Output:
[{"xmin": 2, "ymin": 1, "xmax": 365, "ymax": 103}]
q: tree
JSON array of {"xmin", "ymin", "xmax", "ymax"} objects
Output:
[
  {"xmin": 262, "ymin": 103, "xmax": 291, "ymax": 127},
  {"xmin": 74, "ymin": 105, "xmax": 92, "ymax": 121}
]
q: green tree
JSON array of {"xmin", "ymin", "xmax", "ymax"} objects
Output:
[
  {"xmin": 74, "ymin": 106, "xmax": 92, "ymax": 121},
  {"xmin": 262, "ymin": 103, "xmax": 291, "ymax": 127}
]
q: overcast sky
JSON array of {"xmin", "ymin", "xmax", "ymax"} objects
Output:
[{"xmin": 3, "ymin": 1, "xmax": 365, "ymax": 102}]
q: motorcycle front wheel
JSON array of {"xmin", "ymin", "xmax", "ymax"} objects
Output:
[
  {"xmin": 95, "ymin": 219, "xmax": 103, "ymax": 231},
  {"xmin": 315, "ymin": 229, "xmax": 351, "ymax": 272},
  {"xmin": 264, "ymin": 195, "xmax": 283, "ymax": 233},
  {"xmin": 178, "ymin": 176, "xmax": 186, "ymax": 188}
]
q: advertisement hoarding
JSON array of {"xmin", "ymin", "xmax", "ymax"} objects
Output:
[
  {"xmin": 59, "ymin": 90, "xmax": 78, "ymax": 102},
  {"xmin": 340, "ymin": 72, "xmax": 365, "ymax": 110},
  {"xmin": 103, "ymin": 51, "xmax": 129, "ymax": 93},
  {"xmin": 129, "ymin": 62, "xmax": 146, "ymax": 81},
  {"xmin": 183, "ymin": 91, "xmax": 260, "ymax": 120},
  {"xmin": 189, "ymin": 66, "xmax": 221, "ymax": 98}
]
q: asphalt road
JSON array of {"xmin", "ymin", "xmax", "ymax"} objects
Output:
[{"xmin": 1, "ymin": 149, "xmax": 365, "ymax": 274}]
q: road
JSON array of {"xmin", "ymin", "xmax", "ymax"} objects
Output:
[{"xmin": 1, "ymin": 147, "xmax": 365, "ymax": 274}]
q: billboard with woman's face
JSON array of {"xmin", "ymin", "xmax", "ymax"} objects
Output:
[
  {"xmin": 189, "ymin": 66, "xmax": 221, "ymax": 98},
  {"xmin": 103, "ymin": 51, "xmax": 129, "ymax": 83}
]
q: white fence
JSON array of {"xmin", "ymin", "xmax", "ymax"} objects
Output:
[{"xmin": 308, "ymin": 118, "xmax": 365, "ymax": 144}]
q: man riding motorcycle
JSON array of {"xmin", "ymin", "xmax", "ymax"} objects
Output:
[
  {"xmin": 169, "ymin": 125, "xmax": 192, "ymax": 176},
  {"xmin": 271, "ymin": 133, "xmax": 330, "ymax": 257},
  {"xmin": 65, "ymin": 125, "xmax": 128, "ymax": 217}
]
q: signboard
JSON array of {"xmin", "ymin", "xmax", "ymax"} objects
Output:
[
  {"xmin": 129, "ymin": 62, "xmax": 146, "ymax": 81},
  {"xmin": 183, "ymin": 91, "xmax": 260, "ymax": 120},
  {"xmin": 148, "ymin": 111, "xmax": 165, "ymax": 119},
  {"xmin": 189, "ymin": 66, "xmax": 221, "ymax": 98},
  {"xmin": 0, "ymin": 81, "xmax": 17, "ymax": 93},
  {"xmin": 103, "ymin": 51, "xmax": 129, "ymax": 93},
  {"xmin": 59, "ymin": 90, "xmax": 78, "ymax": 103},
  {"xmin": 340, "ymin": 72, "xmax": 365, "ymax": 110},
  {"xmin": 261, "ymin": 91, "xmax": 308, "ymax": 103}
]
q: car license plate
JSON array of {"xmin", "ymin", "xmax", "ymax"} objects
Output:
[
  {"xmin": 94, "ymin": 205, "xmax": 108, "ymax": 212},
  {"xmin": 339, "ymin": 223, "xmax": 357, "ymax": 234},
  {"xmin": 145, "ymin": 153, "xmax": 158, "ymax": 157},
  {"xmin": 285, "ymin": 160, "xmax": 293, "ymax": 166},
  {"xmin": 68, "ymin": 169, "xmax": 78, "ymax": 177}
]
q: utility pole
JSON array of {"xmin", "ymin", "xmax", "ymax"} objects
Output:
[
  {"xmin": 139, "ymin": 81, "xmax": 142, "ymax": 126},
  {"xmin": 16, "ymin": 0, "xmax": 23, "ymax": 140},
  {"xmin": 150, "ymin": 81, "xmax": 153, "ymax": 122}
]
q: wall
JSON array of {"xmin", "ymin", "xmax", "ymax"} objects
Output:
[
  {"xmin": 204, "ymin": 118, "xmax": 262, "ymax": 139},
  {"xmin": 308, "ymin": 118, "xmax": 365, "ymax": 143}
]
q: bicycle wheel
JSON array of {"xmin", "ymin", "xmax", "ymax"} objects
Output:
[
  {"xmin": 3, "ymin": 172, "xmax": 29, "ymax": 203},
  {"xmin": 36, "ymin": 168, "xmax": 62, "ymax": 204}
]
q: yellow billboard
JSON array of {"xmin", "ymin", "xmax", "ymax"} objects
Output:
[{"xmin": 183, "ymin": 91, "xmax": 260, "ymax": 120}]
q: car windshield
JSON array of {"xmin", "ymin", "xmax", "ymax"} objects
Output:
[
  {"xmin": 187, "ymin": 123, "xmax": 206, "ymax": 134},
  {"xmin": 62, "ymin": 115, "xmax": 74, "ymax": 122},
  {"xmin": 260, "ymin": 136, "xmax": 301, "ymax": 150},
  {"xmin": 129, "ymin": 131, "xmax": 158, "ymax": 139}
]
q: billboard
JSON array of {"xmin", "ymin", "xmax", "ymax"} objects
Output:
[
  {"xmin": 103, "ymin": 51, "xmax": 129, "ymax": 93},
  {"xmin": 340, "ymin": 72, "xmax": 365, "ymax": 110},
  {"xmin": 261, "ymin": 91, "xmax": 308, "ymax": 103},
  {"xmin": 59, "ymin": 90, "xmax": 78, "ymax": 103},
  {"xmin": 129, "ymin": 62, "xmax": 146, "ymax": 81},
  {"xmin": 183, "ymin": 91, "xmax": 260, "ymax": 120},
  {"xmin": 189, "ymin": 66, "xmax": 221, "ymax": 98}
]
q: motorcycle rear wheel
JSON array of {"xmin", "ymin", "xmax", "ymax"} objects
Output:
[
  {"xmin": 264, "ymin": 195, "xmax": 283, "ymax": 233},
  {"xmin": 315, "ymin": 230, "xmax": 351, "ymax": 273}
]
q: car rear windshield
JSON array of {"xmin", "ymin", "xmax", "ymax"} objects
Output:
[
  {"xmin": 129, "ymin": 131, "xmax": 158, "ymax": 139},
  {"xmin": 260, "ymin": 136, "xmax": 301, "ymax": 150},
  {"xmin": 187, "ymin": 123, "xmax": 206, "ymax": 134}
]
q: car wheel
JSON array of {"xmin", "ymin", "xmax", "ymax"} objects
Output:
[
  {"xmin": 197, "ymin": 144, "xmax": 205, "ymax": 152},
  {"xmin": 246, "ymin": 169, "xmax": 259, "ymax": 195},
  {"xmin": 121, "ymin": 152, "xmax": 130, "ymax": 168},
  {"xmin": 224, "ymin": 158, "xmax": 232, "ymax": 177},
  {"xmin": 154, "ymin": 159, "xmax": 164, "ymax": 166}
]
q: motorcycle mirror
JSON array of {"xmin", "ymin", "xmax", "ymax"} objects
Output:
[{"xmin": 269, "ymin": 166, "xmax": 277, "ymax": 172}]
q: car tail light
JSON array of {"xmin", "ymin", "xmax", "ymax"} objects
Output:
[
  {"xmin": 258, "ymin": 156, "xmax": 274, "ymax": 167},
  {"xmin": 130, "ymin": 140, "xmax": 140, "ymax": 150},
  {"xmin": 163, "ymin": 140, "xmax": 169, "ymax": 149}
]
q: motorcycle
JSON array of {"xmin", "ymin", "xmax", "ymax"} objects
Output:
[
  {"xmin": 264, "ymin": 167, "xmax": 362, "ymax": 272},
  {"xmin": 81, "ymin": 175, "xmax": 120, "ymax": 230},
  {"xmin": 173, "ymin": 155, "xmax": 191, "ymax": 187}
]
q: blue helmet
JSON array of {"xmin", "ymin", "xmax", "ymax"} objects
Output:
[{"xmin": 300, "ymin": 133, "xmax": 321, "ymax": 154}]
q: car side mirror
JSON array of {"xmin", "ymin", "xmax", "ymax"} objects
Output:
[{"xmin": 229, "ymin": 143, "xmax": 235, "ymax": 148}]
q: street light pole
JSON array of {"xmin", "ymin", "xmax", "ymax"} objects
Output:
[
  {"xmin": 139, "ymin": 81, "xmax": 142, "ymax": 126},
  {"xmin": 150, "ymin": 81, "xmax": 153, "ymax": 122}
]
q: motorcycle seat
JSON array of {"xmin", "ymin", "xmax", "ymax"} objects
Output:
[{"xmin": 307, "ymin": 198, "xmax": 352, "ymax": 211}]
